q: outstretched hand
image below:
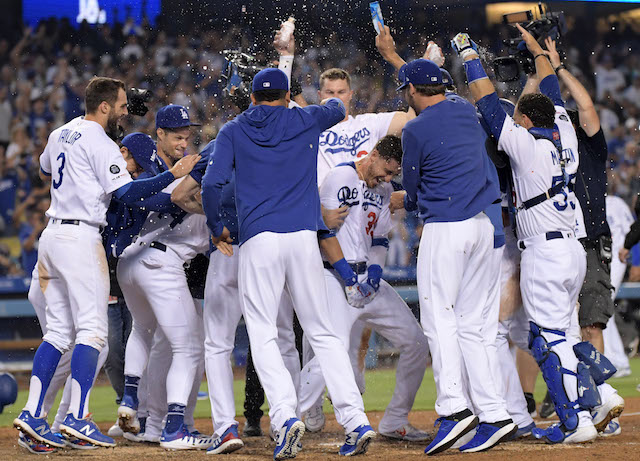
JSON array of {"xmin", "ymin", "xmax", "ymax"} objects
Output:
[
  {"xmin": 543, "ymin": 36, "xmax": 562, "ymax": 68},
  {"xmin": 515, "ymin": 23, "xmax": 543, "ymax": 55},
  {"xmin": 212, "ymin": 226, "xmax": 234, "ymax": 256}
]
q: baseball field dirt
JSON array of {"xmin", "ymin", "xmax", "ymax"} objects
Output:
[{"xmin": 2, "ymin": 397, "xmax": 639, "ymax": 460}]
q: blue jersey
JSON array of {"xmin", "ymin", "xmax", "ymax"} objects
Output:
[
  {"xmin": 194, "ymin": 141, "xmax": 239, "ymax": 243},
  {"xmin": 202, "ymin": 99, "xmax": 346, "ymax": 245},
  {"xmin": 402, "ymin": 96, "xmax": 499, "ymax": 225}
]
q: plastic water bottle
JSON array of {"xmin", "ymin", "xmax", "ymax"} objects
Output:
[{"xmin": 276, "ymin": 17, "xmax": 295, "ymax": 49}]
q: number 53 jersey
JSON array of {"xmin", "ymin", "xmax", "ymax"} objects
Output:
[
  {"xmin": 40, "ymin": 117, "xmax": 132, "ymax": 226},
  {"xmin": 319, "ymin": 162, "xmax": 392, "ymax": 263}
]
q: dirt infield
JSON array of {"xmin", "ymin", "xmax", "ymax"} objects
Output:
[{"xmin": 2, "ymin": 398, "xmax": 640, "ymax": 460}]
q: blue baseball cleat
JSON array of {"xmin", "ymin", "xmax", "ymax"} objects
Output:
[
  {"xmin": 424, "ymin": 408, "xmax": 478, "ymax": 455},
  {"xmin": 512, "ymin": 422, "xmax": 535, "ymax": 439},
  {"xmin": 18, "ymin": 432, "xmax": 60, "ymax": 454},
  {"xmin": 14, "ymin": 410, "xmax": 66, "ymax": 448},
  {"xmin": 340, "ymin": 424, "xmax": 375, "ymax": 457},
  {"xmin": 63, "ymin": 433, "xmax": 100, "ymax": 450},
  {"xmin": 274, "ymin": 418, "xmax": 305, "ymax": 460},
  {"xmin": 117, "ymin": 394, "xmax": 140, "ymax": 434},
  {"xmin": 60, "ymin": 413, "xmax": 116, "ymax": 447},
  {"xmin": 459, "ymin": 420, "xmax": 517, "ymax": 452},
  {"xmin": 207, "ymin": 424, "xmax": 244, "ymax": 455}
]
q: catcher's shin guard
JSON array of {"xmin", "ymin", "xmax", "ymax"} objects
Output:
[
  {"xmin": 528, "ymin": 322, "xmax": 599, "ymax": 431},
  {"xmin": 573, "ymin": 341, "xmax": 617, "ymax": 385}
]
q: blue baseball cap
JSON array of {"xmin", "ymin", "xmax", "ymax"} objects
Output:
[
  {"xmin": 252, "ymin": 68, "xmax": 289, "ymax": 93},
  {"xmin": 396, "ymin": 59, "xmax": 443, "ymax": 91},
  {"xmin": 440, "ymin": 68, "xmax": 454, "ymax": 87},
  {"xmin": 155, "ymin": 104, "xmax": 201, "ymax": 130},
  {"xmin": 121, "ymin": 132, "xmax": 164, "ymax": 176}
]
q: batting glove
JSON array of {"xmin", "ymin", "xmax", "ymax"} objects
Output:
[
  {"xmin": 345, "ymin": 282, "xmax": 377, "ymax": 308},
  {"xmin": 451, "ymin": 33, "xmax": 479, "ymax": 60},
  {"xmin": 366, "ymin": 264, "xmax": 383, "ymax": 292}
]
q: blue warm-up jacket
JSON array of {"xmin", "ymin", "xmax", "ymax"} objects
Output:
[{"xmin": 201, "ymin": 98, "xmax": 346, "ymax": 245}]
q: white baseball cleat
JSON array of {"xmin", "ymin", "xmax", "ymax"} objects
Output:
[
  {"xmin": 303, "ymin": 404, "xmax": 325, "ymax": 433},
  {"xmin": 599, "ymin": 417, "xmax": 621, "ymax": 437},
  {"xmin": 592, "ymin": 393, "xmax": 624, "ymax": 433},
  {"xmin": 117, "ymin": 405, "xmax": 140, "ymax": 434},
  {"xmin": 160, "ymin": 424, "xmax": 212, "ymax": 450},
  {"xmin": 563, "ymin": 424, "xmax": 597, "ymax": 443},
  {"xmin": 108, "ymin": 421, "xmax": 124, "ymax": 437},
  {"xmin": 379, "ymin": 423, "xmax": 430, "ymax": 442}
]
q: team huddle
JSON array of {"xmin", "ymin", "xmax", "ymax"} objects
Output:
[{"xmin": 11, "ymin": 18, "xmax": 627, "ymax": 460}]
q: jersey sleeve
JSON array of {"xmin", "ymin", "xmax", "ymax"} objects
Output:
[
  {"xmin": 89, "ymin": 136, "xmax": 132, "ymax": 194},
  {"xmin": 373, "ymin": 184, "xmax": 393, "ymax": 239},
  {"xmin": 39, "ymin": 136, "xmax": 53, "ymax": 175},
  {"xmin": 368, "ymin": 112, "xmax": 396, "ymax": 141},
  {"xmin": 319, "ymin": 165, "xmax": 359, "ymax": 212}
]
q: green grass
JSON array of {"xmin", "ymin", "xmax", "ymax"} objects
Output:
[{"xmin": 2, "ymin": 358, "xmax": 639, "ymax": 427}]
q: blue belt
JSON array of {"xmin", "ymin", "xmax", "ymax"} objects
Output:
[
  {"xmin": 323, "ymin": 261, "xmax": 367, "ymax": 274},
  {"xmin": 518, "ymin": 231, "xmax": 566, "ymax": 250}
]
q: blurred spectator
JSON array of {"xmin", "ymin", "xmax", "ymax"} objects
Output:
[{"xmin": 0, "ymin": 242, "xmax": 22, "ymax": 276}]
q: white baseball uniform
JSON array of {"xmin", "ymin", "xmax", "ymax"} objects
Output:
[
  {"xmin": 118, "ymin": 178, "xmax": 209, "ymax": 407},
  {"xmin": 499, "ymin": 104, "xmax": 597, "ymax": 428},
  {"xmin": 298, "ymin": 163, "xmax": 429, "ymax": 432},
  {"xmin": 24, "ymin": 117, "xmax": 132, "ymax": 420},
  {"xmin": 317, "ymin": 112, "xmax": 395, "ymax": 186},
  {"xmin": 604, "ymin": 195, "xmax": 633, "ymax": 375}
]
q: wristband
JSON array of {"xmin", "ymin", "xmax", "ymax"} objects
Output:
[
  {"xmin": 554, "ymin": 64, "xmax": 567, "ymax": 73},
  {"xmin": 332, "ymin": 258, "xmax": 357, "ymax": 286},
  {"xmin": 463, "ymin": 58, "xmax": 488, "ymax": 84},
  {"xmin": 533, "ymin": 53, "xmax": 549, "ymax": 62}
]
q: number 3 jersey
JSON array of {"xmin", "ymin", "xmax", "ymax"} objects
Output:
[
  {"xmin": 320, "ymin": 162, "xmax": 392, "ymax": 264},
  {"xmin": 498, "ymin": 105, "xmax": 580, "ymax": 240},
  {"xmin": 40, "ymin": 117, "xmax": 132, "ymax": 226}
]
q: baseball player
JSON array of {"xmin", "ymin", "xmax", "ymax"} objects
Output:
[
  {"xmin": 297, "ymin": 135, "xmax": 430, "ymax": 442},
  {"xmin": 116, "ymin": 105, "xmax": 210, "ymax": 450},
  {"xmin": 13, "ymin": 77, "xmax": 198, "ymax": 448},
  {"xmin": 315, "ymin": 25, "xmax": 417, "ymax": 186},
  {"xmin": 202, "ymin": 68, "xmax": 375, "ymax": 458},
  {"xmin": 605, "ymin": 195, "xmax": 634, "ymax": 377},
  {"xmin": 456, "ymin": 26, "xmax": 623, "ymax": 444}
]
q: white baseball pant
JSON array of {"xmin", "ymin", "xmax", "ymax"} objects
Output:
[
  {"xmin": 417, "ymin": 213, "xmax": 510, "ymax": 423},
  {"xmin": 298, "ymin": 276, "xmax": 428, "ymax": 432},
  {"xmin": 28, "ymin": 266, "xmax": 108, "ymax": 429},
  {"xmin": 204, "ymin": 248, "xmax": 300, "ymax": 437},
  {"xmin": 603, "ymin": 249, "xmax": 631, "ymax": 375},
  {"xmin": 520, "ymin": 234, "xmax": 596, "ymax": 427},
  {"xmin": 118, "ymin": 245, "xmax": 202, "ymax": 407},
  {"xmin": 238, "ymin": 230, "xmax": 369, "ymax": 432}
]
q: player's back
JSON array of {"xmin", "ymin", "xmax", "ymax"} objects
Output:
[
  {"xmin": 41, "ymin": 117, "xmax": 131, "ymax": 227},
  {"xmin": 498, "ymin": 106, "xmax": 579, "ymax": 239},
  {"xmin": 220, "ymin": 100, "xmax": 344, "ymax": 244},
  {"xmin": 403, "ymin": 97, "xmax": 499, "ymax": 223}
]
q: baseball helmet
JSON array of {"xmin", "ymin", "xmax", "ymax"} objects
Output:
[
  {"xmin": 0, "ymin": 373, "xmax": 18, "ymax": 414},
  {"xmin": 121, "ymin": 132, "xmax": 165, "ymax": 176}
]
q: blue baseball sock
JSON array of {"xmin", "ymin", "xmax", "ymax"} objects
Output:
[
  {"xmin": 122, "ymin": 375, "xmax": 140, "ymax": 409},
  {"xmin": 69, "ymin": 344, "xmax": 99, "ymax": 419},
  {"xmin": 23, "ymin": 341, "xmax": 62, "ymax": 417},
  {"xmin": 165, "ymin": 403, "xmax": 186, "ymax": 433}
]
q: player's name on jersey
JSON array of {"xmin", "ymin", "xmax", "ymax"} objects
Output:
[
  {"xmin": 57, "ymin": 129, "xmax": 82, "ymax": 145},
  {"xmin": 551, "ymin": 147, "xmax": 576, "ymax": 166},
  {"xmin": 320, "ymin": 127, "xmax": 372, "ymax": 155}
]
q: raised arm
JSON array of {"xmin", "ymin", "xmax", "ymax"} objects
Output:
[
  {"xmin": 171, "ymin": 175, "xmax": 204, "ymax": 215},
  {"xmin": 544, "ymin": 37, "xmax": 600, "ymax": 136},
  {"xmin": 375, "ymin": 25, "xmax": 416, "ymax": 135},
  {"xmin": 201, "ymin": 129, "xmax": 234, "ymax": 238}
]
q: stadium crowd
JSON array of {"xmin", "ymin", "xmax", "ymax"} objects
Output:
[{"xmin": 0, "ymin": 12, "xmax": 638, "ymax": 275}]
